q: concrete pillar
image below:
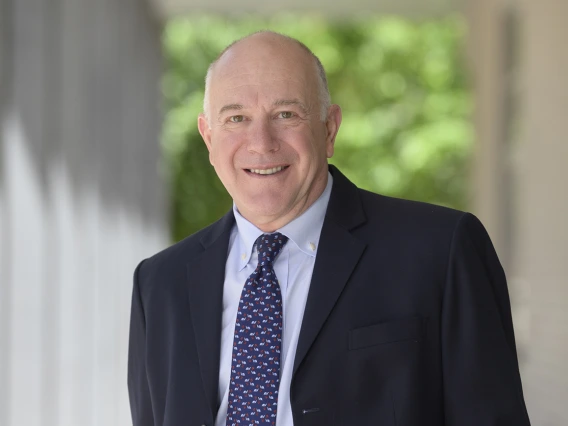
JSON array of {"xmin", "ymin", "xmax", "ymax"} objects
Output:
[
  {"xmin": 468, "ymin": 0, "xmax": 568, "ymax": 423},
  {"xmin": 512, "ymin": 0, "xmax": 568, "ymax": 424},
  {"xmin": 466, "ymin": 0, "xmax": 513, "ymax": 263}
]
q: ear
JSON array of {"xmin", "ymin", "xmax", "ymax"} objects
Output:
[
  {"xmin": 324, "ymin": 104, "xmax": 342, "ymax": 158},
  {"xmin": 197, "ymin": 113, "xmax": 214, "ymax": 165}
]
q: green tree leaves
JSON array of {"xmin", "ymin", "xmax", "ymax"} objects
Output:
[{"xmin": 163, "ymin": 15, "xmax": 471, "ymax": 242}]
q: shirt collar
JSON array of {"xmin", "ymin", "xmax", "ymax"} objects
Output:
[{"xmin": 233, "ymin": 172, "xmax": 333, "ymax": 271}]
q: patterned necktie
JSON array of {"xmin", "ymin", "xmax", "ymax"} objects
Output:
[{"xmin": 226, "ymin": 232, "xmax": 289, "ymax": 426}]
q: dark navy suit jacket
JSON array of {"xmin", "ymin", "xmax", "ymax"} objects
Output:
[{"xmin": 128, "ymin": 165, "xmax": 531, "ymax": 426}]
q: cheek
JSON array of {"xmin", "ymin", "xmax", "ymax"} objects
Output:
[
  {"xmin": 210, "ymin": 136, "xmax": 241, "ymax": 173},
  {"xmin": 208, "ymin": 145, "xmax": 219, "ymax": 168},
  {"xmin": 295, "ymin": 134, "xmax": 326, "ymax": 163},
  {"xmin": 284, "ymin": 128, "xmax": 317, "ymax": 152},
  {"xmin": 210, "ymin": 135, "xmax": 237, "ymax": 161}
]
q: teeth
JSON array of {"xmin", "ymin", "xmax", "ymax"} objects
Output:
[{"xmin": 249, "ymin": 166, "xmax": 284, "ymax": 175}]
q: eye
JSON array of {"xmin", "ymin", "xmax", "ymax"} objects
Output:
[
  {"xmin": 278, "ymin": 111, "xmax": 294, "ymax": 119},
  {"xmin": 229, "ymin": 115, "xmax": 244, "ymax": 123}
]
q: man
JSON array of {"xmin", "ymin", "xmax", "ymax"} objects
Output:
[{"xmin": 128, "ymin": 31, "xmax": 531, "ymax": 426}]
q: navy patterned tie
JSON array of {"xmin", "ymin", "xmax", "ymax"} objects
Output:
[{"xmin": 226, "ymin": 232, "xmax": 289, "ymax": 426}]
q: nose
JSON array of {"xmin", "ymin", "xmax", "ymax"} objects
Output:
[{"xmin": 246, "ymin": 117, "xmax": 280, "ymax": 154}]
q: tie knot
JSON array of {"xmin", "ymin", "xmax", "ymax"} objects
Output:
[{"xmin": 256, "ymin": 233, "xmax": 288, "ymax": 266}]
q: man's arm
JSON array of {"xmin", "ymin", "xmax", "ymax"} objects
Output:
[
  {"xmin": 128, "ymin": 260, "xmax": 154, "ymax": 426},
  {"xmin": 442, "ymin": 213, "xmax": 531, "ymax": 425}
]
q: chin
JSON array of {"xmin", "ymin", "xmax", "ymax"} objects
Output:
[{"xmin": 241, "ymin": 196, "xmax": 293, "ymax": 220}]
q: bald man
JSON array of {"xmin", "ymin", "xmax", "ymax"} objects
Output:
[{"xmin": 128, "ymin": 32, "xmax": 531, "ymax": 426}]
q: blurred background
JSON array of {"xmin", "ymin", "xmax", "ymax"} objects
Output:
[{"xmin": 0, "ymin": 0, "xmax": 566, "ymax": 425}]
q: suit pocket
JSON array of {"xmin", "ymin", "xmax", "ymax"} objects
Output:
[{"xmin": 348, "ymin": 317, "xmax": 425, "ymax": 350}]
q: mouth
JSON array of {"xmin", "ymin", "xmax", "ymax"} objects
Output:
[{"xmin": 245, "ymin": 165, "xmax": 289, "ymax": 176}]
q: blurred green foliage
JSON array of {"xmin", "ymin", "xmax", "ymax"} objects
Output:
[{"xmin": 162, "ymin": 14, "xmax": 472, "ymax": 242}]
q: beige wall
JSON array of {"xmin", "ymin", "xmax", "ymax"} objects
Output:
[
  {"xmin": 514, "ymin": 1, "xmax": 568, "ymax": 424},
  {"xmin": 469, "ymin": 0, "xmax": 568, "ymax": 424}
]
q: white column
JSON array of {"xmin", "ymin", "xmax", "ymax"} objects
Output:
[{"xmin": 2, "ymin": 0, "xmax": 167, "ymax": 425}]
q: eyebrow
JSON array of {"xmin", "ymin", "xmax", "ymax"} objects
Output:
[
  {"xmin": 217, "ymin": 99, "xmax": 309, "ymax": 117},
  {"xmin": 273, "ymin": 99, "xmax": 308, "ymax": 114},
  {"xmin": 218, "ymin": 104, "xmax": 244, "ymax": 116}
]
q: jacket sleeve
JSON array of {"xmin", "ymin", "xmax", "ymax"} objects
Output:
[
  {"xmin": 128, "ymin": 260, "xmax": 154, "ymax": 426},
  {"xmin": 442, "ymin": 213, "xmax": 531, "ymax": 425}
]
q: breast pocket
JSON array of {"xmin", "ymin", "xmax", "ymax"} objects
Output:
[{"xmin": 348, "ymin": 317, "xmax": 426, "ymax": 351}]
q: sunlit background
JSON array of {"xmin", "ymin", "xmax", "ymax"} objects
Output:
[{"xmin": 1, "ymin": 0, "xmax": 567, "ymax": 425}]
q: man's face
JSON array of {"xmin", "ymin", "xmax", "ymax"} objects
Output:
[{"xmin": 198, "ymin": 35, "xmax": 342, "ymax": 231}]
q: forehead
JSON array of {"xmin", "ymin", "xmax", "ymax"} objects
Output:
[{"xmin": 209, "ymin": 38, "xmax": 318, "ymax": 109}]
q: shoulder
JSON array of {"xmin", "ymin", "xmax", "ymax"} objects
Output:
[
  {"xmin": 358, "ymin": 188, "xmax": 466, "ymax": 231},
  {"xmin": 354, "ymin": 189, "xmax": 489, "ymax": 253},
  {"xmin": 328, "ymin": 166, "xmax": 468, "ymax": 238},
  {"xmin": 135, "ymin": 212, "xmax": 234, "ymax": 288},
  {"xmin": 352, "ymin": 190, "xmax": 496, "ymax": 293}
]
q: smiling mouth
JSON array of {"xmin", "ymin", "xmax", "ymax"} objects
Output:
[{"xmin": 246, "ymin": 166, "xmax": 289, "ymax": 175}]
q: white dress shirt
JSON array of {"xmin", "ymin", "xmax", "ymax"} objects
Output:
[{"xmin": 214, "ymin": 173, "xmax": 333, "ymax": 426}]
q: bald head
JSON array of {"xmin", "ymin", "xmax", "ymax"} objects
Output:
[
  {"xmin": 196, "ymin": 30, "xmax": 343, "ymax": 231},
  {"xmin": 203, "ymin": 31, "xmax": 331, "ymax": 124}
]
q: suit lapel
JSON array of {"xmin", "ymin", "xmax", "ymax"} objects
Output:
[
  {"xmin": 186, "ymin": 167, "xmax": 367, "ymax": 410},
  {"xmin": 187, "ymin": 211, "xmax": 234, "ymax": 419},
  {"xmin": 293, "ymin": 166, "xmax": 367, "ymax": 376}
]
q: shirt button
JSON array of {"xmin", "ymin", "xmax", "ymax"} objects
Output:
[
  {"xmin": 309, "ymin": 242, "xmax": 316, "ymax": 251},
  {"xmin": 241, "ymin": 253, "xmax": 246, "ymax": 260}
]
